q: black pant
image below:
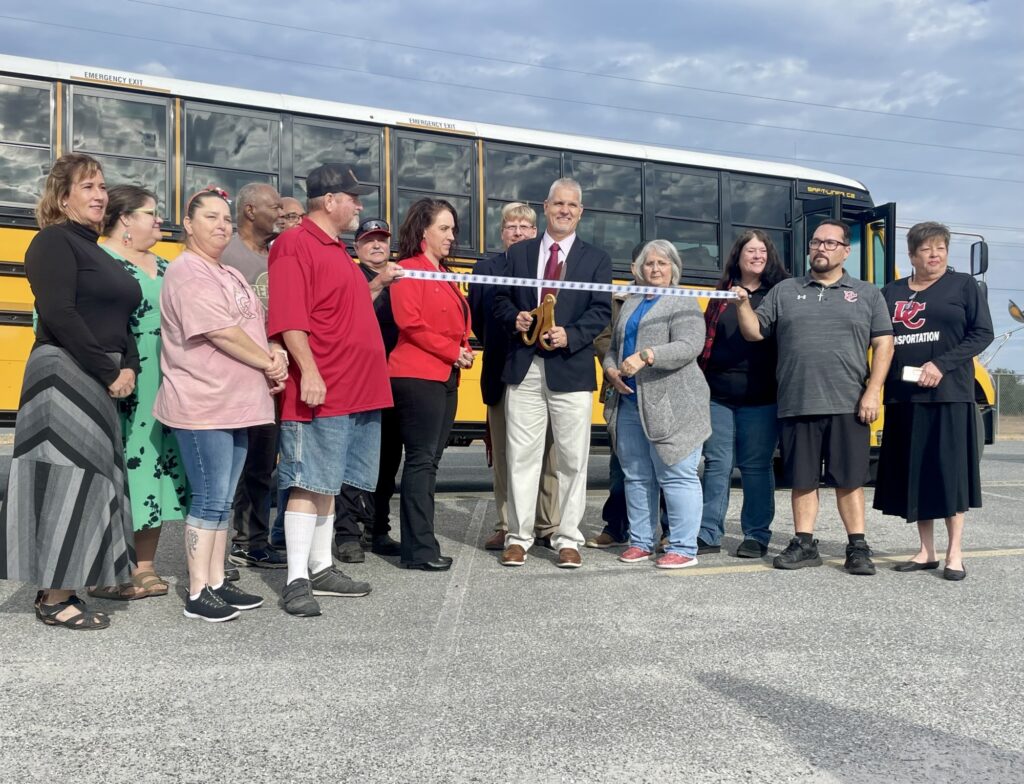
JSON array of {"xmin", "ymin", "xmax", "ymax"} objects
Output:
[
  {"xmin": 231, "ymin": 422, "xmax": 279, "ymax": 549},
  {"xmin": 392, "ymin": 372, "xmax": 458, "ymax": 565},
  {"xmin": 334, "ymin": 405, "xmax": 403, "ymax": 544}
]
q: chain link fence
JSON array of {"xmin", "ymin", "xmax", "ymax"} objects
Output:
[{"xmin": 993, "ymin": 373, "xmax": 1024, "ymax": 439}]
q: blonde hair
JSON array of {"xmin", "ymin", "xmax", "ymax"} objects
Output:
[
  {"xmin": 36, "ymin": 153, "xmax": 103, "ymax": 229},
  {"xmin": 501, "ymin": 201, "xmax": 537, "ymax": 228}
]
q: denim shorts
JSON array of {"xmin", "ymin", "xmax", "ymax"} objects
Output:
[{"xmin": 277, "ymin": 411, "xmax": 381, "ymax": 496}]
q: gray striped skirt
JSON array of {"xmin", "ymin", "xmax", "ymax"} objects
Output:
[{"xmin": 0, "ymin": 345, "xmax": 135, "ymax": 588}]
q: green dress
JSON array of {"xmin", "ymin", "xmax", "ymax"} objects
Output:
[{"xmin": 100, "ymin": 247, "xmax": 188, "ymax": 530}]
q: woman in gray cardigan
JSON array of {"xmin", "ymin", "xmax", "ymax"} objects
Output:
[{"xmin": 603, "ymin": 240, "xmax": 711, "ymax": 569}]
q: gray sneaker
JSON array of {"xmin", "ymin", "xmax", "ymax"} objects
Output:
[
  {"xmin": 333, "ymin": 541, "xmax": 365, "ymax": 564},
  {"xmin": 310, "ymin": 566, "xmax": 371, "ymax": 597},
  {"xmin": 282, "ymin": 578, "xmax": 321, "ymax": 617}
]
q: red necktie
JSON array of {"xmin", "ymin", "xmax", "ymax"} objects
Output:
[{"xmin": 541, "ymin": 242, "xmax": 561, "ymax": 301}]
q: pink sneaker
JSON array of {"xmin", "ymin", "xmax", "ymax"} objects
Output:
[
  {"xmin": 655, "ymin": 553, "xmax": 698, "ymax": 570},
  {"xmin": 619, "ymin": 546, "xmax": 653, "ymax": 564}
]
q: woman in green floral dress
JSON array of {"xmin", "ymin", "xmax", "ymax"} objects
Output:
[{"xmin": 90, "ymin": 185, "xmax": 187, "ymax": 599}]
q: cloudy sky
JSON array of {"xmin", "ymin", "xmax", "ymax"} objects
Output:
[{"xmin": 2, "ymin": 0, "xmax": 1023, "ymax": 370}]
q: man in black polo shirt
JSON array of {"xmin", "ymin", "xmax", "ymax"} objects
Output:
[{"xmin": 733, "ymin": 219, "xmax": 894, "ymax": 575}]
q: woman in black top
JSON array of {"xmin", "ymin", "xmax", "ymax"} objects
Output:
[
  {"xmin": 698, "ymin": 230, "xmax": 787, "ymax": 558},
  {"xmin": 0, "ymin": 153, "xmax": 142, "ymax": 629},
  {"xmin": 874, "ymin": 222, "xmax": 993, "ymax": 581}
]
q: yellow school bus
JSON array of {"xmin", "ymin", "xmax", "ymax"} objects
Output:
[{"xmin": 0, "ymin": 54, "xmax": 994, "ymax": 451}]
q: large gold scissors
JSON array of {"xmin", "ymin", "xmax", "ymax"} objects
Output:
[{"xmin": 522, "ymin": 293, "xmax": 558, "ymax": 350}]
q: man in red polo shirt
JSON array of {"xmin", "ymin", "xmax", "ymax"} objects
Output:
[{"xmin": 268, "ymin": 163, "xmax": 401, "ymax": 617}]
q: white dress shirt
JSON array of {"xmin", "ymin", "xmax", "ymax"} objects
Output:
[{"xmin": 535, "ymin": 231, "xmax": 577, "ymax": 304}]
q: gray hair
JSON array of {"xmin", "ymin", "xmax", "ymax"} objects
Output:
[
  {"xmin": 546, "ymin": 177, "xmax": 582, "ymax": 203},
  {"xmin": 633, "ymin": 240, "xmax": 682, "ymax": 286},
  {"xmin": 234, "ymin": 182, "xmax": 277, "ymax": 221}
]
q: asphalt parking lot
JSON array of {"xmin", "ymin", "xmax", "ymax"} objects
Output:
[{"xmin": 1, "ymin": 439, "xmax": 1022, "ymax": 783}]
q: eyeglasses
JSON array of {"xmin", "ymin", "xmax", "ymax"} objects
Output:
[
  {"xmin": 131, "ymin": 208, "xmax": 163, "ymax": 220},
  {"xmin": 808, "ymin": 239, "xmax": 849, "ymax": 251},
  {"xmin": 502, "ymin": 223, "xmax": 535, "ymax": 232},
  {"xmin": 281, "ymin": 212, "xmax": 305, "ymax": 221}
]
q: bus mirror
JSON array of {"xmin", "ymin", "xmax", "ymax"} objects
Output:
[{"xmin": 970, "ymin": 241, "xmax": 988, "ymax": 276}]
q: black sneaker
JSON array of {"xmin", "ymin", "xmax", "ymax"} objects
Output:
[
  {"xmin": 333, "ymin": 541, "xmax": 365, "ymax": 564},
  {"xmin": 697, "ymin": 537, "xmax": 722, "ymax": 555},
  {"xmin": 310, "ymin": 566, "xmax": 371, "ymax": 597},
  {"xmin": 183, "ymin": 587, "xmax": 240, "ymax": 623},
  {"xmin": 229, "ymin": 544, "xmax": 288, "ymax": 569},
  {"xmin": 844, "ymin": 541, "xmax": 876, "ymax": 576},
  {"xmin": 734, "ymin": 538, "xmax": 769, "ymax": 558},
  {"xmin": 370, "ymin": 535, "xmax": 402, "ymax": 556},
  {"xmin": 772, "ymin": 537, "xmax": 823, "ymax": 570},
  {"xmin": 212, "ymin": 581, "xmax": 264, "ymax": 610},
  {"xmin": 224, "ymin": 566, "xmax": 240, "ymax": 582},
  {"xmin": 282, "ymin": 578, "xmax": 321, "ymax": 617}
]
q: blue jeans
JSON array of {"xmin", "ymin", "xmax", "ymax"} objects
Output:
[
  {"xmin": 615, "ymin": 399, "xmax": 702, "ymax": 556},
  {"xmin": 173, "ymin": 428, "xmax": 249, "ymax": 531},
  {"xmin": 699, "ymin": 400, "xmax": 778, "ymax": 547}
]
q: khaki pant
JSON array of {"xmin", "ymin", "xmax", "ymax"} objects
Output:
[{"xmin": 488, "ymin": 397, "xmax": 560, "ymax": 538}]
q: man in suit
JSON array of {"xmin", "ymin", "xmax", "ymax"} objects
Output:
[
  {"xmin": 468, "ymin": 202, "xmax": 561, "ymax": 551},
  {"xmin": 493, "ymin": 178, "xmax": 612, "ymax": 568}
]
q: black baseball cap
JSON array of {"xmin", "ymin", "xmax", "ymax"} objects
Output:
[
  {"xmin": 355, "ymin": 218, "xmax": 391, "ymax": 242},
  {"xmin": 306, "ymin": 163, "xmax": 375, "ymax": 198}
]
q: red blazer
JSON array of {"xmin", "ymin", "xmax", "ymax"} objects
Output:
[{"xmin": 388, "ymin": 254, "xmax": 472, "ymax": 382}]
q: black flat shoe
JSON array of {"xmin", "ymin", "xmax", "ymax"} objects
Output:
[
  {"xmin": 893, "ymin": 560, "xmax": 940, "ymax": 572},
  {"xmin": 402, "ymin": 559, "xmax": 452, "ymax": 572},
  {"xmin": 943, "ymin": 564, "xmax": 967, "ymax": 581}
]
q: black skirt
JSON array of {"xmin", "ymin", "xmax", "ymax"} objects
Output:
[{"xmin": 873, "ymin": 401, "xmax": 982, "ymax": 523}]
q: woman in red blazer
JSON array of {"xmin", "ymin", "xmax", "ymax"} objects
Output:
[{"xmin": 389, "ymin": 198, "xmax": 473, "ymax": 570}]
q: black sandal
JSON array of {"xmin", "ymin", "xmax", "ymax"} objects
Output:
[{"xmin": 35, "ymin": 595, "xmax": 110, "ymax": 630}]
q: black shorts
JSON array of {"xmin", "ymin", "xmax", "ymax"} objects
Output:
[{"xmin": 779, "ymin": 414, "xmax": 870, "ymax": 490}]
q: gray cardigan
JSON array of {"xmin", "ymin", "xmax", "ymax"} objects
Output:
[{"xmin": 602, "ymin": 294, "xmax": 711, "ymax": 466}]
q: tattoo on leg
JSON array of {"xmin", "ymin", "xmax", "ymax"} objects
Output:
[{"xmin": 186, "ymin": 528, "xmax": 199, "ymax": 559}]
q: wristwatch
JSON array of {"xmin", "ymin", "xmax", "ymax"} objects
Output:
[{"xmin": 640, "ymin": 348, "xmax": 652, "ymax": 365}]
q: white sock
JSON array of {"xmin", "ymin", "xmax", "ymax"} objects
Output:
[
  {"xmin": 308, "ymin": 514, "xmax": 335, "ymax": 574},
  {"xmin": 285, "ymin": 511, "xmax": 318, "ymax": 584}
]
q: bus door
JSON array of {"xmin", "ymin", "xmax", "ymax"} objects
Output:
[
  {"xmin": 846, "ymin": 203, "xmax": 896, "ymax": 287},
  {"xmin": 792, "ymin": 196, "xmax": 842, "ymax": 277}
]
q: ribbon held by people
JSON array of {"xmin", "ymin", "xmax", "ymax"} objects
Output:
[
  {"xmin": 522, "ymin": 293, "xmax": 558, "ymax": 350},
  {"xmin": 394, "ymin": 268, "xmax": 739, "ymax": 300}
]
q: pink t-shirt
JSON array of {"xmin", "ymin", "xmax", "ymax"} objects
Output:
[{"xmin": 153, "ymin": 251, "xmax": 275, "ymax": 430}]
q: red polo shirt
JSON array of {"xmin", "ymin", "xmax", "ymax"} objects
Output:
[{"xmin": 268, "ymin": 217, "xmax": 393, "ymax": 421}]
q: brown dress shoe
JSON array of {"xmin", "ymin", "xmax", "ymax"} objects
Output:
[
  {"xmin": 556, "ymin": 548, "xmax": 582, "ymax": 568},
  {"xmin": 500, "ymin": 544, "xmax": 527, "ymax": 566},
  {"xmin": 485, "ymin": 530, "xmax": 507, "ymax": 550}
]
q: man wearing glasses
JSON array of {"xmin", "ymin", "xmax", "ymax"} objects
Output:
[
  {"xmin": 732, "ymin": 219, "xmax": 894, "ymax": 576},
  {"xmin": 468, "ymin": 203, "xmax": 561, "ymax": 552},
  {"xmin": 278, "ymin": 197, "xmax": 306, "ymax": 231}
]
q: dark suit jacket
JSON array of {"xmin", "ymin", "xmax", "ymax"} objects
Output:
[
  {"xmin": 493, "ymin": 236, "xmax": 612, "ymax": 393},
  {"xmin": 467, "ymin": 252, "xmax": 510, "ymax": 407}
]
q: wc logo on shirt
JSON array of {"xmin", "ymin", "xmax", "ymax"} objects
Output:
[{"xmin": 893, "ymin": 300, "xmax": 927, "ymax": 330}]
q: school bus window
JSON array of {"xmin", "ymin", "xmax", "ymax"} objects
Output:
[
  {"xmin": 0, "ymin": 78, "xmax": 52, "ymax": 206},
  {"xmin": 186, "ymin": 106, "xmax": 280, "ymax": 171},
  {"xmin": 70, "ymin": 89, "xmax": 169, "ymax": 211},
  {"xmin": 657, "ymin": 217, "xmax": 719, "ymax": 273},
  {"xmin": 484, "ymin": 145, "xmax": 560, "ymax": 251},
  {"xmin": 729, "ymin": 178, "xmax": 790, "ymax": 227},
  {"xmin": 579, "ymin": 211, "xmax": 641, "ymax": 274},
  {"xmin": 293, "ymin": 121, "xmax": 381, "ymax": 182},
  {"xmin": 294, "ymin": 176, "xmax": 381, "ymax": 224},
  {"xmin": 570, "ymin": 158, "xmax": 641, "ymax": 213},
  {"xmin": 650, "ymin": 168, "xmax": 718, "ymax": 222},
  {"xmin": 72, "ymin": 92, "xmax": 167, "ymax": 159},
  {"xmin": 396, "ymin": 190, "xmax": 472, "ymax": 250},
  {"xmin": 186, "ymin": 167, "xmax": 277, "ymax": 207}
]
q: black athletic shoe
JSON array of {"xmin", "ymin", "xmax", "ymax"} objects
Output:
[
  {"xmin": 734, "ymin": 538, "xmax": 769, "ymax": 558},
  {"xmin": 333, "ymin": 541, "xmax": 365, "ymax": 564},
  {"xmin": 212, "ymin": 581, "xmax": 264, "ymax": 610},
  {"xmin": 844, "ymin": 541, "xmax": 876, "ymax": 576},
  {"xmin": 772, "ymin": 537, "xmax": 823, "ymax": 570},
  {"xmin": 228, "ymin": 544, "xmax": 288, "ymax": 569},
  {"xmin": 183, "ymin": 587, "xmax": 240, "ymax": 623},
  {"xmin": 224, "ymin": 567, "xmax": 240, "ymax": 583},
  {"xmin": 282, "ymin": 578, "xmax": 321, "ymax": 617},
  {"xmin": 697, "ymin": 537, "xmax": 722, "ymax": 555},
  {"xmin": 370, "ymin": 535, "xmax": 402, "ymax": 556}
]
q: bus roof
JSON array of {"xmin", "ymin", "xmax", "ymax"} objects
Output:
[{"xmin": 0, "ymin": 53, "xmax": 869, "ymax": 191}]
